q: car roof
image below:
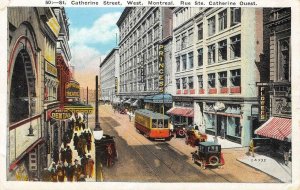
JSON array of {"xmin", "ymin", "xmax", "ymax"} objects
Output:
[{"xmin": 199, "ymin": 141, "xmax": 220, "ymax": 146}]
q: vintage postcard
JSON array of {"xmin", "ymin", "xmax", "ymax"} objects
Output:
[{"xmin": 1, "ymin": 0, "xmax": 300, "ymax": 189}]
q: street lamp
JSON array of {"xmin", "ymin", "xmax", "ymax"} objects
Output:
[{"xmin": 93, "ymin": 75, "xmax": 103, "ymax": 182}]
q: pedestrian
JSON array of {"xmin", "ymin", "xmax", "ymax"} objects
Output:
[
  {"xmin": 65, "ymin": 146, "xmax": 73, "ymax": 164},
  {"xmin": 56, "ymin": 161, "xmax": 65, "ymax": 182},
  {"xmin": 65, "ymin": 163, "xmax": 74, "ymax": 182},
  {"xmin": 77, "ymin": 137, "xmax": 83, "ymax": 157},
  {"xmin": 249, "ymin": 139, "xmax": 255, "ymax": 157},
  {"xmin": 87, "ymin": 137, "xmax": 92, "ymax": 153},
  {"xmin": 81, "ymin": 136, "xmax": 87, "ymax": 155},
  {"xmin": 73, "ymin": 133, "xmax": 79, "ymax": 150},
  {"xmin": 80, "ymin": 154, "xmax": 88, "ymax": 177},
  {"xmin": 63, "ymin": 133, "xmax": 69, "ymax": 148},
  {"xmin": 73, "ymin": 159, "xmax": 82, "ymax": 182},
  {"xmin": 87, "ymin": 155, "xmax": 94, "ymax": 178},
  {"xmin": 49, "ymin": 162, "xmax": 57, "ymax": 182},
  {"xmin": 82, "ymin": 122, "xmax": 86, "ymax": 130},
  {"xmin": 220, "ymin": 125, "xmax": 225, "ymax": 139},
  {"xmin": 60, "ymin": 147, "xmax": 66, "ymax": 164},
  {"xmin": 283, "ymin": 144, "xmax": 290, "ymax": 165},
  {"xmin": 129, "ymin": 113, "xmax": 131, "ymax": 122}
]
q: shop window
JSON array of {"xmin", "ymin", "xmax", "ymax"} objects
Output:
[
  {"xmin": 230, "ymin": 69, "xmax": 241, "ymax": 86},
  {"xmin": 176, "ymin": 56, "xmax": 180, "ymax": 72},
  {"xmin": 188, "ymin": 52, "xmax": 194, "ymax": 69},
  {"xmin": 218, "ymin": 9, "xmax": 227, "ymax": 31},
  {"xmin": 218, "ymin": 40, "xmax": 227, "ymax": 62},
  {"xmin": 197, "ymin": 23, "xmax": 203, "ymax": 40},
  {"xmin": 208, "ymin": 73, "xmax": 216, "ymax": 88},
  {"xmin": 230, "ymin": 35, "xmax": 241, "ymax": 59},
  {"xmin": 208, "ymin": 44, "xmax": 216, "ymax": 65},
  {"xmin": 188, "ymin": 76, "xmax": 194, "ymax": 89},
  {"xmin": 182, "ymin": 54, "xmax": 187, "ymax": 70},
  {"xmin": 231, "ymin": 8, "xmax": 241, "ymax": 26},
  {"xmin": 208, "ymin": 16, "xmax": 216, "ymax": 36}
]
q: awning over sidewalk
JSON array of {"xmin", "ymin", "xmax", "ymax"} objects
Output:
[
  {"xmin": 167, "ymin": 107, "xmax": 194, "ymax": 118},
  {"xmin": 64, "ymin": 101, "xmax": 93, "ymax": 114},
  {"xmin": 144, "ymin": 94, "xmax": 172, "ymax": 104},
  {"xmin": 254, "ymin": 117, "xmax": 291, "ymax": 141}
]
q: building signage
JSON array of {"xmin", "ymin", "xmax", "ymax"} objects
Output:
[
  {"xmin": 50, "ymin": 108, "xmax": 72, "ymax": 120},
  {"xmin": 259, "ymin": 86, "xmax": 267, "ymax": 121},
  {"xmin": 45, "ymin": 60, "xmax": 57, "ymax": 77},
  {"xmin": 115, "ymin": 77, "xmax": 118, "ymax": 95},
  {"xmin": 140, "ymin": 54, "xmax": 145, "ymax": 83},
  {"xmin": 158, "ymin": 44, "xmax": 164, "ymax": 93},
  {"xmin": 65, "ymin": 80, "xmax": 80, "ymax": 98},
  {"xmin": 46, "ymin": 17, "xmax": 60, "ymax": 38}
]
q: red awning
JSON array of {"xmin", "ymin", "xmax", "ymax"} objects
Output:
[
  {"xmin": 254, "ymin": 117, "xmax": 291, "ymax": 141},
  {"xmin": 167, "ymin": 107, "xmax": 194, "ymax": 118}
]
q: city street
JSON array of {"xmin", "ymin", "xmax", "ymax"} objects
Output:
[{"xmin": 91, "ymin": 104, "xmax": 279, "ymax": 183}]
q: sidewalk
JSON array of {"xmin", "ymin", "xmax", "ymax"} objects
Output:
[
  {"xmin": 237, "ymin": 153, "xmax": 292, "ymax": 182},
  {"xmin": 206, "ymin": 134, "xmax": 243, "ymax": 149}
]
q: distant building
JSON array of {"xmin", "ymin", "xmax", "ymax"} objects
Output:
[
  {"xmin": 116, "ymin": 7, "xmax": 173, "ymax": 106},
  {"xmin": 169, "ymin": 8, "xmax": 264, "ymax": 146},
  {"xmin": 100, "ymin": 48, "xmax": 120, "ymax": 103}
]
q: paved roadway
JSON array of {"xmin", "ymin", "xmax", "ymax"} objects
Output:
[{"xmin": 90, "ymin": 105, "xmax": 279, "ymax": 183}]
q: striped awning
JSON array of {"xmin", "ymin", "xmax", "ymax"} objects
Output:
[
  {"xmin": 167, "ymin": 107, "xmax": 194, "ymax": 118},
  {"xmin": 254, "ymin": 117, "xmax": 291, "ymax": 141}
]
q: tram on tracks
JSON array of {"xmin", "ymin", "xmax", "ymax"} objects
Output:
[{"xmin": 134, "ymin": 109, "xmax": 171, "ymax": 140}]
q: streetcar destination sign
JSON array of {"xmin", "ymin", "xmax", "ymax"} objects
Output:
[{"xmin": 50, "ymin": 109, "xmax": 72, "ymax": 120}]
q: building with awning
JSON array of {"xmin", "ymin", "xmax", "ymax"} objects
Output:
[
  {"xmin": 167, "ymin": 107, "xmax": 194, "ymax": 118},
  {"xmin": 64, "ymin": 101, "xmax": 93, "ymax": 114},
  {"xmin": 144, "ymin": 94, "xmax": 172, "ymax": 104},
  {"xmin": 255, "ymin": 117, "xmax": 291, "ymax": 142}
]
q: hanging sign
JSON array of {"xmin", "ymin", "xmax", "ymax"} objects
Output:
[
  {"xmin": 259, "ymin": 86, "xmax": 267, "ymax": 121},
  {"xmin": 158, "ymin": 44, "xmax": 164, "ymax": 93},
  {"xmin": 65, "ymin": 80, "xmax": 80, "ymax": 98},
  {"xmin": 50, "ymin": 108, "xmax": 72, "ymax": 120}
]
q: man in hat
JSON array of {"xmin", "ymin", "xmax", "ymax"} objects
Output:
[
  {"xmin": 73, "ymin": 133, "xmax": 79, "ymax": 150},
  {"xmin": 80, "ymin": 154, "xmax": 88, "ymax": 178},
  {"xmin": 49, "ymin": 162, "xmax": 57, "ymax": 182},
  {"xmin": 65, "ymin": 146, "xmax": 73, "ymax": 164},
  {"xmin": 60, "ymin": 147, "xmax": 66, "ymax": 164},
  {"xmin": 73, "ymin": 159, "xmax": 82, "ymax": 182},
  {"xmin": 65, "ymin": 162, "xmax": 74, "ymax": 182},
  {"xmin": 56, "ymin": 161, "xmax": 65, "ymax": 182},
  {"xmin": 87, "ymin": 155, "xmax": 94, "ymax": 178}
]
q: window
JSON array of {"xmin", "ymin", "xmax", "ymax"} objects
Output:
[
  {"xmin": 208, "ymin": 16, "xmax": 216, "ymax": 36},
  {"xmin": 208, "ymin": 44, "xmax": 216, "ymax": 64},
  {"xmin": 176, "ymin": 78, "xmax": 181, "ymax": 89},
  {"xmin": 198, "ymin": 75, "xmax": 203, "ymax": 89},
  {"xmin": 176, "ymin": 57, "xmax": 180, "ymax": 72},
  {"xmin": 148, "ymin": 31, "xmax": 152, "ymax": 44},
  {"xmin": 218, "ymin": 40, "xmax": 227, "ymax": 62},
  {"xmin": 182, "ymin": 78, "xmax": 187, "ymax": 89},
  {"xmin": 182, "ymin": 54, "xmax": 187, "ymax": 70},
  {"xmin": 218, "ymin": 10, "xmax": 227, "ymax": 31},
  {"xmin": 230, "ymin": 69, "xmax": 241, "ymax": 86},
  {"xmin": 188, "ymin": 76, "xmax": 194, "ymax": 89},
  {"xmin": 197, "ymin": 23, "xmax": 203, "ymax": 40},
  {"xmin": 231, "ymin": 8, "xmax": 241, "ymax": 26},
  {"xmin": 188, "ymin": 29, "xmax": 194, "ymax": 46},
  {"xmin": 198, "ymin": 48, "xmax": 203, "ymax": 66},
  {"xmin": 188, "ymin": 52, "xmax": 194, "ymax": 69},
  {"xmin": 176, "ymin": 36, "xmax": 181, "ymax": 51},
  {"xmin": 279, "ymin": 39, "xmax": 290, "ymax": 81},
  {"xmin": 230, "ymin": 35, "xmax": 241, "ymax": 59},
  {"xmin": 208, "ymin": 73, "xmax": 216, "ymax": 88},
  {"xmin": 181, "ymin": 33, "xmax": 187, "ymax": 49},
  {"xmin": 218, "ymin": 71, "xmax": 227, "ymax": 87}
]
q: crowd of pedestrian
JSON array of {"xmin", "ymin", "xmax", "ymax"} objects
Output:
[{"xmin": 46, "ymin": 113, "xmax": 94, "ymax": 182}]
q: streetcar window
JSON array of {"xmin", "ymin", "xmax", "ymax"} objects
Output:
[
  {"xmin": 152, "ymin": 119, "xmax": 157, "ymax": 128},
  {"xmin": 158, "ymin": 120, "xmax": 163, "ymax": 128},
  {"xmin": 164, "ymin": 119, "xmax": 168, "ymax": 128}
]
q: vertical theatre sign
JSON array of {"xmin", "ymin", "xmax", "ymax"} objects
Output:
[
  {"xmin": 65, "ymin": 80, "xmax": 80, "ymax": 98},
  {"xmin": 158, "ymin": 44, "xmax": 164, "ymax": 93},
  {"xmin": 140, "ymin": 54, "xmax": 145, "ymax": 83},
  {"xmin": 115, "ymin": 77, "xmax": 118, "ymax": 95},
  {"xmin": 259, "ymin": 86, "xmax": 267, "ymax": 121}
]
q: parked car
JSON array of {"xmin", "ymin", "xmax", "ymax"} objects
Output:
[{"xmin": 191, "ymin": 141, "xmax": 224, "ymax": 169}]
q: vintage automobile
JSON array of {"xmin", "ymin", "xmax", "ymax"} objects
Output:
[
  {"xmin": 185, "ymin": 129, "xmax": 207, "ymax": 147},
  {"xmin": 191, "ymin": 141, "xmax": 224, "ymax": 169},
  {"xmin": 173, "ymin": 123, "xmax": 186, "ymax": 138}
]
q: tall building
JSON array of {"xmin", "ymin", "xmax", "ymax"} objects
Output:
[
  {"xmin": 100, "ymin": 48, "xmax": 120, "ymax": 103},
  {"xmin": 255, "ymin": 8, "xmax": 291, "ymax": 146},
  {"xmin": 169, "ymin": 8, "xmax": 264, "ymax": 146},
  {"xmin": 116, "ymin": 7, "xmax": 173, "ymax": 105}
]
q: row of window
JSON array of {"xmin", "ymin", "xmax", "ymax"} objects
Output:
[
  {"xmin": 176, "ymin": 69, "xmax": 241, "ymax": 90},
  {"xmin": 176, "ymin": 34, "xmax": 241, "ymax": 72},
  {"xmin": 120, "ymin": 60, "xmax": 159, "ymax": 81}
]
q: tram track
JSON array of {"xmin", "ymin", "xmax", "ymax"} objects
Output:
[{"xmin": 100, "ymin": 114, "xmax": 231, "ymax": 182}]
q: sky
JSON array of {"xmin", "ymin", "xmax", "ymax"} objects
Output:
[{"xmin": 65, "ymin": 7, "xmax": 124, "ymax": 90}]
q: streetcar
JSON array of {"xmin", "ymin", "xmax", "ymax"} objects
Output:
[{"xmin": 134, "ymin": 109, "xmax": 170, "ymax": 140}]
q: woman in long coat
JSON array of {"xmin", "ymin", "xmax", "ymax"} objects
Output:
[{"xmin": 87, "ymin": 155, "xmax": 94, "ymax": 178}]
